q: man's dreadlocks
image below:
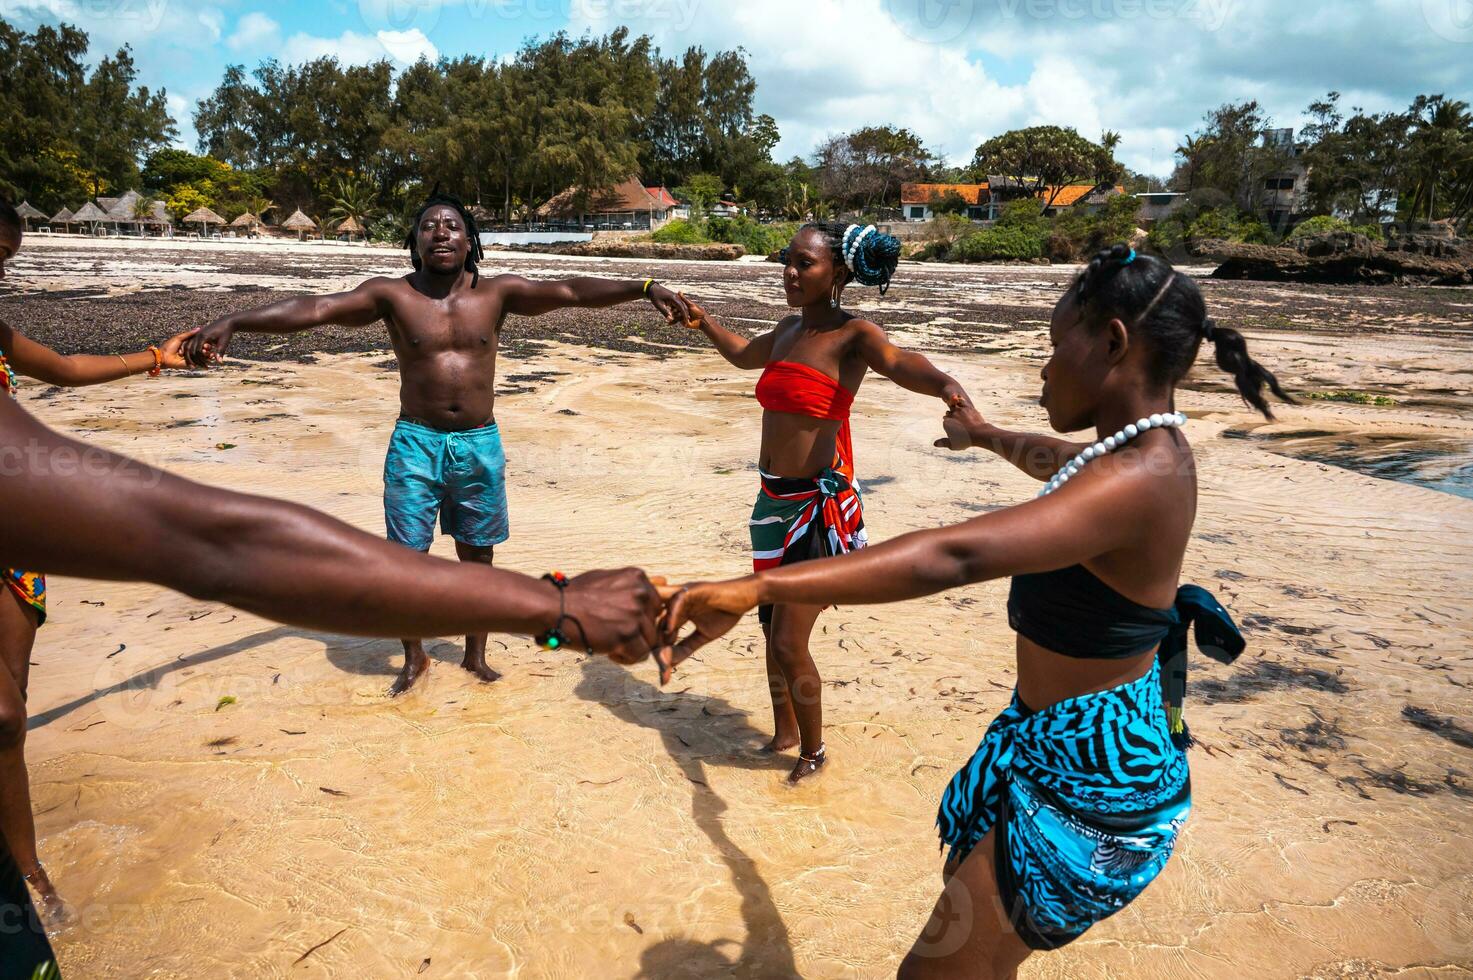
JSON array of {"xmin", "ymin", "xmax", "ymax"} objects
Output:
[{"xmin": 405, "ymin": 190, "xmax": 484, "ymax": 287}]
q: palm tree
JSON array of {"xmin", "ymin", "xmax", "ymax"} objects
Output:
[
  {"xmin": 1175, "ymin": 134, "xmax": 1212, "ymax": 191},
  {"xmin": 1096, "ymin": 130, "xmax": 1124, "ymax": 186},
  {"xmin": 325, "ymin": 175, "xmax": 380, "ymax": 239},
  {"xmin": 1407, "ymin": 96, "xmax": 1472, "ymax": 224},
  {"xmin": 131, "ymin": 195, "xmax": 161, "ymax": 236},
  {"xmin": 243, "ymin": 195, "xmax": 278, "ymax": 222}
]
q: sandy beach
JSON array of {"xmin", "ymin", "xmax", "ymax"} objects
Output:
[{"xmin": 6, "ymin": 237, "xmax": 1473, "ymax": 978}]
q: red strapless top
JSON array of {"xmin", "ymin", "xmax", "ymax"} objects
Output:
[
  {"xmin": 755, "ymin": 361, "xmax": 853, "ymax": 420},
  {"xmin": 755, "ymin": 360, "xmax": 856, "ymax": 478}
]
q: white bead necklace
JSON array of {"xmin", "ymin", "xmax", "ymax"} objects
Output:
[{"xmin": 1037, "ymin": 411, "xmax": 1188, "ymax": 498}]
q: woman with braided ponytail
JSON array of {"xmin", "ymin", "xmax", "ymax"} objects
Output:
[
  {"xmin": 674, "ymin": 222, "xmax": 975, "ymax": 783},
  {"xmin": 655, "ymin": 244, "xmax": 1290, "ymax": 973}
]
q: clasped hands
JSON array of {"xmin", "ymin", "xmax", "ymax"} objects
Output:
[{"xmin": 598, "ymin": 397, "xmax": 988, "ymax": 685}]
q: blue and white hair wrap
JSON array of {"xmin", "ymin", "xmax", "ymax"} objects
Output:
[{"xmin": 838, "ymin": 222, "xmax": 901, "ymax": 294}]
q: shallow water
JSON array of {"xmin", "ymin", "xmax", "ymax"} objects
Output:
[{"xmin": 1225, "ymin": 427, "xmax": 1473, "ymax": 499}]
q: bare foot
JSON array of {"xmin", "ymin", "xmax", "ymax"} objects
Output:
[
  {"xmin": 760, "ymin": 733, "xmax": 801, "ymax": 754},
  {"xmin": 787, "ymin": 744, "xmax": 827, "ymax": 784},
  {"xmin": 27, "ymin": 871, "xmax": 75, "ymax": 932},
  {"xmin": 37, "ymin": 891, "xmax": 75, "ymax": 932},
  {"xmin": 460, "ymin": 656, "xmax": 502, "ymax": 684},
  {"xmin": 389, "ymin": 651, "xmax": 430, "ymax": 696}
]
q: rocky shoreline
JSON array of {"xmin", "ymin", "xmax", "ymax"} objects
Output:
[{"xmin": 1190, "ymin": 228, "xmax": 1473, "ymax": 286}]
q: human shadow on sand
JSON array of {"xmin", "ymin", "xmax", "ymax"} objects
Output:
[
  {"xmin": 28, "ymin": 624, "xmax": 327, "ymax": 730},
  {"xmin": 321, "ymin": 635, "xmax": 508, "ymax": 678},
  {"xmin": 573, "ymin": 657, "xmax": 799, "ymax": 979}
]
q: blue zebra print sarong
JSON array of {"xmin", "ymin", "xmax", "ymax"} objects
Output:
[{"xmin": 936, "ymin": 660, "xmax": 1191, "ymax": 950}]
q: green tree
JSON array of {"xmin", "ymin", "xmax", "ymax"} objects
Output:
[
  {"xmin": 1172, "ymin": 134, "xmax": 1211, "ymax": 192},
  {"xmin": 0, "ymin": 23, "xmax": 177, "ymax": 210},
  {"xmin": 816, "ymin": 125, "xmax": 936, "ymax": 212},
  {"xmin": 74, "ymin": 46, "xmax": 176, "ymax": 198},
  {"xmin": 193, "ymin": 65, "xmax": 259, "ymax": 167},
  {"xmin": 325, "ymin": 173, "xmax": 380, "ymax": 231},
  {"xmin": 1299, "ymin": 91, "xmax": 1409, "ymax": 224},
  {"xmin": 928, "ymin": 189, "xmax": 971, "ymax": 215},
  {"xmin": 1175, "ymin": 101, "xmax": 1292, "ymax": 213},
  {"xmin": 971, "ymin": 126, "xmax": 1113, "ymax": 213},
  {"xmin": 1404, "ymin": 94, "xmax": 1473, "ymax": 228},
  {"xmin": 674, "ymin": 172, "xmax": 724, "ymax": 213}
]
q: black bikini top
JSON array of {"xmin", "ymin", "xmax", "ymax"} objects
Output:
[
  {"xmin": 1008, "ymin": 564, "xmax": 1237, "ymax": 660},
  {"xmin": 1009, "ymin": 565, "xmax": 1173, "ymax": 659},
  {"xmin": 1008, "ymin": 563, "xmax": 1247, "ymax": 747}
]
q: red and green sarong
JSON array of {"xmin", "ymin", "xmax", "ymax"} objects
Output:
[{"xmin": 748, "ymin": 418, "xmax": 866, "ymax": 625}]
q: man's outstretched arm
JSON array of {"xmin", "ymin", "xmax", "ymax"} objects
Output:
[
  {"xmin": 184, "ymin": 278, "xmax": 393, "ymax": 366},
  {"xmin": 497, "ymin": 274, "xmax": 690, "ymax": 324},
  {"xmin": 0, "ymin": 397, "xmax": 659, "ymax": 656}
]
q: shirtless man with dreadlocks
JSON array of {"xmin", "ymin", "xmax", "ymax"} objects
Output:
[{"xmin": 185, "ymin": 192, "xmax": 692, "ymax": 695}]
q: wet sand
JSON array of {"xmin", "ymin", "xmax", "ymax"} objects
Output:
[{"xmin": 7, "ymin": 238, "xmax": 1473, "ymax": 978}]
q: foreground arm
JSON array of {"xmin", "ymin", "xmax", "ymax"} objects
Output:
[
  {"xmin": 682, "ymin": 295, "xmax": 776, "ymax": 370},
  {"xmin": 498, "ymin": 274, "xmax": 690, "ymax": 324},
  {"xmin": 0, "ymin": 320, "xmax": 198, "ymax": 386},
  {"xmin": 854, "ymin": 320, "xmax": 972, "ymax": 407},
  {"xmin": 936, "ymin": 401, "xmax": 1089, "ymax": 481},
  {"xmin": 0, "ymin": 398, "xmax": 658, "ymax": 655},
  {"xmin": 654, "ymin": 455, "xmax": 1161, "ymax": 678},
  {"xmin": 184, "ymin": 278, "xmax": 393, "ymax": 365}
]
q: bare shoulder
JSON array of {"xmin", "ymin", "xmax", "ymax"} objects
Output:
[
  {"xmin": 1086, "ymin": 435, "xmax": 1194, "ymax": 506},
  {"xmin": 845, "ymin": 315, "xmax": 888, "ymax": 352},
  {"xmin": 361, "ymin": 275, "xmax": 409, "ymax": 298},
  {"xmin": 481, "ymin": 272, "xmax": 530, "ymax": 293}
]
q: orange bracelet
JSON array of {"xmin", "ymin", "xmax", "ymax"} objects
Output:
[{"xmin": 147, "ymin": 345, "xmax": 162, "ymax": 377}]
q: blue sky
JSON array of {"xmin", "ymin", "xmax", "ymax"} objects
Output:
[{"xmin": 2, "ymin": 0, "xmax": 1469, "ymax": 178}]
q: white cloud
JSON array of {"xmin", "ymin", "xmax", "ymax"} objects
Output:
[
  {"xmin": 377, "ymin": 27, "xmax": 439, "ymax": 63},
  {"xmin": 197, "ymin": 6, "xmax": 224, "ymax": 42},
  {"xmin": 226, "ymin": 12, "xmax": 282, "ymax": 52},
  {"xmin": 279, "ymin": 27, "xmax": 439, "ymax": 67},
  {"xmin": 568, "ymin": 0, "xmax": 1473, "ymax": 177}
]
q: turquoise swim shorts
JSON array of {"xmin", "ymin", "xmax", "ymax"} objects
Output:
[{"xmin": 383, "ymin": 418, "xmax": 509, "ymax": 551}]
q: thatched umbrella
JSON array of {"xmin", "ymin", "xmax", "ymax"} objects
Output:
[
  {"xmin": 145, "ymin": 200, "xmax": 173, "ymax": 231},
  {"xmin": 334, "ymin": 215, "xmax": 365, "ymax": 241},
  {"xmin": 230, "ymin": 212, "xmax": 264, "ymax": 238},
  {"xmin": 72, "ymin": 201, "xmax": 111, "ymax": 234},
  {"xmin": 14, "ymin": 202, "xmax": 46, "ymax": 229},
  {"xmin": 49, "ymin": 207, "xmax": 74, "ymax": 232},
  {"xmin": 282, "ymin": 209, "xmax": 317, "ymax": 241},
  {"xmin": 182, "ymin": 206, "xmax": 226, "ymax": 237}
]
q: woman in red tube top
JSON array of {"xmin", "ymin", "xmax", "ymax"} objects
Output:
[{"xmin": 681, "ymin": 222, "xmax": 975, "ymax": 782}]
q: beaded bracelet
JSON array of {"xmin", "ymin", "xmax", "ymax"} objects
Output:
[
  {"xmin": 534, "ymin": 571, "xmax": 592, "ymax": 654},
  {"xmin": 147, "ymin": 345, "xmax": 163, "ymax": 378}
]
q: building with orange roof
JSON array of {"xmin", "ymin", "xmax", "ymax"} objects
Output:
[
  {"xmin": 900, "ymin": 182, "xmax": 992, "ymax": 222},
  {"xmin": 1038, "ymin": 183, "xmax": 1126, "ymax": 215},
  {"xmin": 902, "ymin": 180, "xmax": 1126, "ymax": 222},
  {"xmin": 536, "ymin": 177, "xmax": 678, "ymax": 230}
]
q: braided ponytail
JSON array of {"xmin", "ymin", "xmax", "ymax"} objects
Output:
[
  {"xmin": 1069, "ymin": 243, "xmax": 1294, "ymax": 419},
  {"xmin": 1201, "ymin": 319, "xmax": 1295, "ymax": 418}
]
